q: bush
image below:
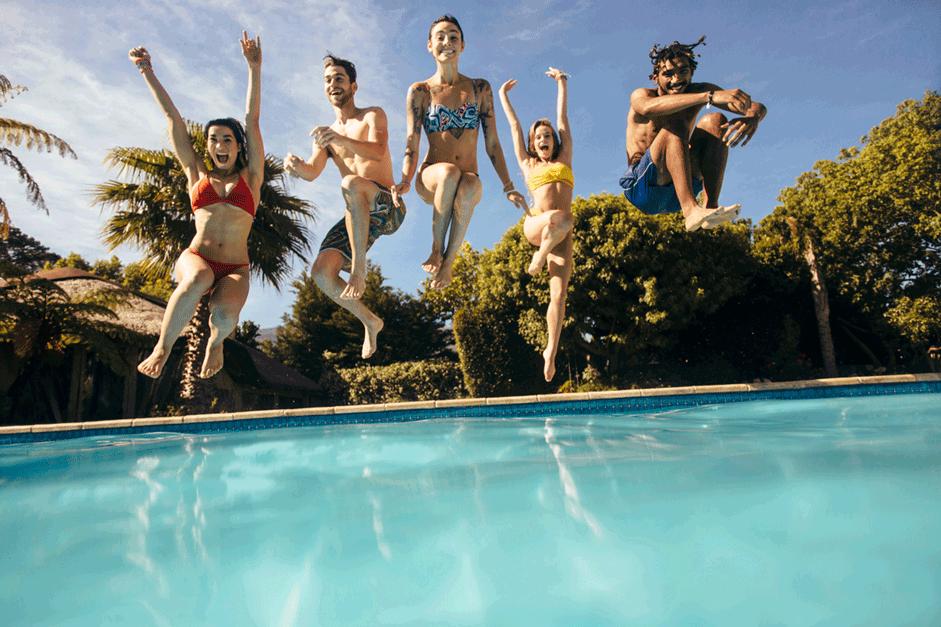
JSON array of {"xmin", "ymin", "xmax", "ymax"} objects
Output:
[{"xmin": 331, "ymin": 359, "xmax": 465, "ymax": 405}]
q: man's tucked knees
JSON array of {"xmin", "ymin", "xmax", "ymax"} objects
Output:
[{"xmin": 698, "ymin": 111, "xmax": 728, "ymax": 131}]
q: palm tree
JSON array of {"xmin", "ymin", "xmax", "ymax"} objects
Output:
[
  {"xmin": 91, "ymin": 121, "xmax": 316, "ymax": 412},
  {"xmin": 0, "ymin": 74, "xmax": 77, "ymax": 239}
]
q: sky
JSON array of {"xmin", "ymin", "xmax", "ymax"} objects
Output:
[{"xmin": 1, "ymin": 0, "xmax": 939, "ymax": 329}]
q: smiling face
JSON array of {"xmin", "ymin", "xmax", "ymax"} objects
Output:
[
  {"xmin": 527, "ymin": 119, "xmax": 561, "ymax": 162},
  {"xmin": 324, "ymin": 65, "xmax": 355, "ymax": 107},
  {"xmin": 534, "ymin": 125, "xmax": 555, "ymax": 160},
  {"xmin": 428, "ymin": 21, "xmax": 464, "ymax": 63},
  {"xmin": 206, "ymin": 125, "xmax": 240, "ymax": 170},
  {"xmin": 655, "ymin": 57, "xmax": 693, "ymax": 95}
]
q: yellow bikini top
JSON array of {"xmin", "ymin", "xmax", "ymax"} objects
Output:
[{"xmin": 527, "ymin": 162, "xmax": 574, "ymax": 192}]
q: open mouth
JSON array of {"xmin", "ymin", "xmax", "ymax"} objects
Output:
[{"xmin": 215, "ymin": 153, "xmax": 229, "ymax": 164}]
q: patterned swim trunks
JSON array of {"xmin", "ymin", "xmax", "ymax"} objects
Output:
[{"xmin": 319, "ymin": 182, "xmax": 406, "ymax": 272}]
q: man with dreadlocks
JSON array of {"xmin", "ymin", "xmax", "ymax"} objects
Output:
[{"xmin": 620, "ymin": 36, "xmax": 767, "ymax": 231}]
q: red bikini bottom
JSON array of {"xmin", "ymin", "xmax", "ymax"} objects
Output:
[{"xmin": 188, "ymin": 249, "xmax": 248, "ymax": 283}]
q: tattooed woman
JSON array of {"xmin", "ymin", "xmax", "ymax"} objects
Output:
[{"xmin": 392, "ymin": 14, "xmax": 526, "ymax": 289}]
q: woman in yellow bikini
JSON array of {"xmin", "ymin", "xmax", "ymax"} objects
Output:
[{"xmin": 499, "ymin": 67, "xmax": 574, "ymax": 382}]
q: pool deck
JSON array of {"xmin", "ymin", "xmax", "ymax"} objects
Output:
[{"xmin": 2, "ymin": 373, "xmax": 939, "ymax": 445}]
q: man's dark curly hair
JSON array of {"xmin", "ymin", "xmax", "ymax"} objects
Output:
[{"xmin": 649, "ymin": 36, "xmax": 706, "ymax": 81}]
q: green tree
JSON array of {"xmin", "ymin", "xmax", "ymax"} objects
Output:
[
  {"xmin": 91, "ymin": 122, "xmax": 315, "ymax": 411},
  {"xmin": 0, "ymin": 75, "xmax": 77, "ymax": 238},
  {"xmin": 0, "ymin": 226, "xmax": 60, "ymax": 274},
  {"xmin": 271, "ymin": 263, "xmax": 450, "ymax": 383},
  {"xmin": 756, "ymin": 91, "xmax": 941, "ymax": 370}
]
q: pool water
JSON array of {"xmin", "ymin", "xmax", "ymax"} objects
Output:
[{"xmin": 2, "ymin": 394, "xmax": 940, "ymax": 625}]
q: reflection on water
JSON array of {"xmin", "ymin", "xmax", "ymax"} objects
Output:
[{"xmin": 1, "ymin": 394, "xmax": 940, "ymax": 625}]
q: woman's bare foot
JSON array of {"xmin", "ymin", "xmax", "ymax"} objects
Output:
[
  {"xmin": 431, "ymin": 262, "xmax": 453, "ymax": 290},
  {"xmin": 200, "ymin": 342, "xmax": 225, "ymax": 378},
  {"xmin": 138, "ymin": 346, "xmax": 170, "ymax": 378},
  {"xmin": 528, "ymin": 250, "xmax": 548, "ymax": 275},
  {"xmin": 543, "ymin": 347, "xmax": 556, "ymax": 382},
  {"xmin": 422, "ymin": 251, "xmax": 443, "ymax": 274},
  {"xmin": 362, "ymin": 316, "xmax": 384, "ymax": 359},
  {"xmin": 341, "ymin": 274, "xmax": 366, "ymax": 300}
]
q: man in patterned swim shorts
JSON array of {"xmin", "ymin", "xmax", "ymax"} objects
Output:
[
  {"xmin": 285, "ymin": 54, "xmax": 405, "ymax": 359},
  {"xmin": 621, "ymin": 36, "xmax": 767, "ymax": 231}
]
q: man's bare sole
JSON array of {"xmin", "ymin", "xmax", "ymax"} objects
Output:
[
  {"xmin": 363, "ymin": 317, "xmax": 384, "ymax": 359},
  {"xmin": 543, "ymin": 347, "xmax": 556, "ymax": 382},
  {"xmin": 686, "ymin": 204, "xmax": 741, "ymax": 232},
  {"xmin": 341, "ymin": 274, "xmax": 366, "ymax": 300},
  {"xmin": 703, "ymin": 204, "xmax": 741, "ymax": 229}
]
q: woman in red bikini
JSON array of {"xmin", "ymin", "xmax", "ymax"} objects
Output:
[{"xmin": 130, "ymin": 31, "xmax": 264, "ymax": 380}]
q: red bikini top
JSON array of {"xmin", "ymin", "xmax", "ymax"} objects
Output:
[{"xmin": 191, "ymin": 175, "xmax": 256, "ymax": 218}]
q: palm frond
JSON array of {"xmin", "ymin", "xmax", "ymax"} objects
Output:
[
  {"xmin": 0, "ymin": 118, "xmax": 76, "ymax": 158},
  {"xmin": 0, "ymin": 147, "xmax": 47, "ymax": 212},
  {"xmin": 0, "ymin": 76, "xmax": 27, "ymax": 107}
]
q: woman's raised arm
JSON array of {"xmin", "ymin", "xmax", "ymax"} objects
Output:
[
  {"xmin": 498, "ymin": 79, "xmax": 529, "ymax": 169},
  {"xmin": 547, "ymin": 67, "xmax": 572, "ymax": 164},
  {"xmin": 129, "ymin": 47, "xmax": 202, "ymax": 187},
  {"xmin": 240, "ymin": 31, "xmax": 264, "ymax": 192}
]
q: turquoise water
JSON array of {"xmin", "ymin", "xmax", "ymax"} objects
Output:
[{"xmin": 2, "ymin": 394, "xmax": 940, "ymax": 626}]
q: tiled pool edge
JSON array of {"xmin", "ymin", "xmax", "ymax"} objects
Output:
[{"xmin": 3, "ymin": 374, "xmax": 940, "ymax": 445}]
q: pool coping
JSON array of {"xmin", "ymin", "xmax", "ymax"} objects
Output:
[{"xmin": 3, "ymin": 373, "xmax": 939, "ymax": 445}]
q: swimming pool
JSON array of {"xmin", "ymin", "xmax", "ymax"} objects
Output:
[{"xmin": 2, "ymin": 379, "xmax": 940, "ymax": 625}]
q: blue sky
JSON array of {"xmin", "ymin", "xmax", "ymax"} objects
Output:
[{"xmin": 2, "ymin": 0, "xmax": 938, "ymax": 328}]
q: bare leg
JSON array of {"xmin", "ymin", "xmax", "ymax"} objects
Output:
[
  {"xmin": 417, "ymin": 163, "xmax": 463, "ymax": 275},
  {"xmin": 543, "ymin": 232, "xmax": 572, "ymax": 382},
  {"xmin": 690, "ymin": 112, "xmax": 729, "ymax": 209},
  {"xmin": 201, "ymin": 268, "xmax": 250, "ymax": 378},
  {"xmin": 649, "ymin": 118, "xmax": 735, "ymax": 231},
  {"xmin": 524, "ymin": 210, "xmax": 574, "ymax": 276},
  {"xmin": 312, "ymin": 250, "xmax": 384, "ymax": 359},
  {"xmin": 138, "ymin": 250, "xmax": 214, "ymax": 378},
  {"xmin": 339, "ymin": 175, "xmax": 378, "ymax": 300},
  {"xmin": 434, "ymin": 171, "xmax": 482, "ymax": 289}
]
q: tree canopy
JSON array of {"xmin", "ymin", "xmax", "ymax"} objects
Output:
[{"xmin": 755, "ymin": 90, "xmax": 941, "ymax": 362}]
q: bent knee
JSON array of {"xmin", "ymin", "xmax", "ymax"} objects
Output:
[
  {"xmin": 697, "ymin": 111, "xmax": 728, "ymax": 131},
  {"xmin": 341, "ymin": 174, "xmax": 374, "ymax": 195},
  {"xmin": 454, "ymin": 174, "xmax": 482, "ymax": 206},
  {"xmin": 550, "ymin": 211, "xmax": 574, "ymax": 231}
]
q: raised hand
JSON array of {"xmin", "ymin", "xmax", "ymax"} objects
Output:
[
  {"xmin": 128, "ymin": 47, "xmax": 150, "ymax": 63},
  {"xmin": 240, "ymin": 31, "xmax": 262, "ymax": 66},
  {"xmin": 499, "ymin": 79, "xmax": 517, "ymax": 95},
  {"xmin": 545, "ymin": 67, "xmax": 569, "ymax": 82}
]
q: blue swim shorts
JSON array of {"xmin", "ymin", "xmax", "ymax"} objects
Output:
[
  {"xmin": 618, "ymin": 149, "xmax": 703, "ymax": 215},
  {"xmin": 319, "ymin": 181, "xmax": 406, "ymax": 272}
]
